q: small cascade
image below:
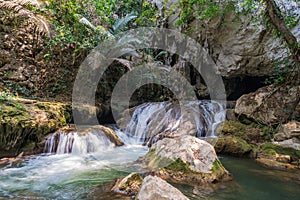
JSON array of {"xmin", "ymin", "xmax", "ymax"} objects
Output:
[
  {"xmin": 44, "ymin": 129, "xmax": 115, "ymax": 154},
  {"xmin": 123, "ymin": 101, "xmax": 225, "ymax": 145}
]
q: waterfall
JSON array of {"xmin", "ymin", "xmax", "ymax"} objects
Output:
[
  {"xmin": 123, "ymin": 100, "xmax": 225, "ymax": 145},
  {"xmin": 44, "ymin": 128, "xmax": 115, "ymax": 154}
]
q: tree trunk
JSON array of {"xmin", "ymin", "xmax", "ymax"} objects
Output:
[{"xmin": 264, "ymin": 0, "xmax": 300, "ymax": 73}]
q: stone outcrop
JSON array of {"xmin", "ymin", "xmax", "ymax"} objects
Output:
[
  {"xmin": 274, "ymin": 121, "xmax": 300, "ymax": 141},
  {"xmin": 0, "ymin": 95, "xmax": 71, "ymax": 157},
  {"xmin": 235, "ymin": 85, "xmax": 300, "ymax": 125},
  {"xmin": 136, "ymin": 175, "xmax": 189, "ymax": 200},
  {"xmin": 256, "ymin": 143, "xmax": 300, "ymax": 170},
  {"xmin": 190, "ymin": 7, "xmax": 290, "ymax": 78},
  {"xmin": 273, "ymin": 121, "xmax": 300, "ymax": 151},
  {"xmin": 141, "ymin": 136, "xmax": 231, "ymax": 185}
]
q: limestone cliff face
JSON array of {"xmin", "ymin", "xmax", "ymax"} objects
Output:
[{"xmin": 190, "ymin": 12, "xmax": 290, "ymax": 78}]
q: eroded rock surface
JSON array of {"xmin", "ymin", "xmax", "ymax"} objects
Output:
[
  {"xmin": 235, "ymin": 85, "xmax": 300, "ymax": 125},
  {"xmin": 136, "ymin": 175, "xmax": 189, "ymax": 200},
  {"xmin": 142, "ymin": 136, "xmax": 231, "ymax": 185}
]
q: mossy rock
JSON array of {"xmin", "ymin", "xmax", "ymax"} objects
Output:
[
  {"xmin": 152, "ymin": 158, "xmax": 231, "ymax": 186},
  {"xmin": 215, "ymin": 135, "xmax": 253, "ymax": 156},
  {"xmin": 218, "ymin": 120, "xmax": 269, "ymax": 144},
  {"xmin": 0, "ymin": 96, "xmax": 71, "ymax": 157},
  {"xmin": 141, "ymin": 137, "xmax": 232, "ymax": 186},
  {"xmin": 112, "ymin": 173, "xmax": 143, "ymax": 196},
  {"xmin": 260, "ymin": 142, "xmax": 300, "ymax": 162}
]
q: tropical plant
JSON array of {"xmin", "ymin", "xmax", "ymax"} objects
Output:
[{"xmin": 0, "ymin": 0, "xmax": 50, "ymax": 36}]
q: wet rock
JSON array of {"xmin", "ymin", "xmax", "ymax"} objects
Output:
[
  {"xmin": 79, "ymin": 125, "xmax": 124, "ymax": 146},
  {"xmin": 142, "ymin": 136, "xmax": 231, "ymax": 185},
  {"xmin": 259, "ymin": 142, "xmax": 300, "ymax": 166},
  {"xmin": 217, "ymin": 120, "xmax": 267, "ymax": 144},
  {"xmin": 111, "ymin": 173, "xmax": 143, "ymax": 196},
  {"xmin": 136, "ymin": 175, "xmax": 189, "ymax": 200},
  {"xmin": 118, "ymin": 101, "xmax": 225, "ymax": 146},
  {"xmin": 235, "ymin": 85, "xmax": 300, "ymax": 125}
]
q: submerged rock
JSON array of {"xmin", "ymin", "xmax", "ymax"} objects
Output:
[
  {"xmin": 141, "ymin": 136, "xmax": 231, "ymax": 185},
  {"xmin": 136, "ymin": 175, "xmax": 189, "ymax": 200},
  {"xmin": 235, "ymin": 85, "xmax": 300, "ymax": 125},
  {"xmin": 111, "ymin": 173, "xmax": 143, "ymax": 196},
  {"xmin": 255, "ymin": 158, "xmax": 296, "ymax": 170}
]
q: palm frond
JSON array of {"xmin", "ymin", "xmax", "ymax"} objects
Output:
[
  {"xmin": 112, "ymin": 12, "xmax": 137, "ymax": 34},
  {"xmin": 0, "ymin": 0, "xmax": 50, "ymax": 37}
]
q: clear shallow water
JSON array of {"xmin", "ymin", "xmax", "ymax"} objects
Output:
[
  {"xmin": 1, "ymin": 154, "xmax": 300, "ymax": 200},
  {"xmin": 0, "ymin": 145, "xmax": 148, "ymax": 199},
  {"xmin": 178, "ymin": 156, "xmax": 300, "ymax": 200}
]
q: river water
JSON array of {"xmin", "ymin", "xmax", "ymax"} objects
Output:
[
  {"xmin": 1, "ymin": 101, "xmax": 299, "ymax": 199},
  {"xmin": 1, "ymin": 149, "xmax": 300, "ymax": 199}
]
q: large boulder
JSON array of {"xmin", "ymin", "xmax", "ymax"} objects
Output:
[
  {"xmin": 0, "ymin": 95, "xmax": 71, "ymax": 157},
  {"xmin": 235, "ymin": 85, "xmax": 300, "ymax": 125},
  {"xmin": 136, "ymin": 175, "xmax": 189, "ymax": 200},
  {"xmin": 141, "ymin": 136, "xmax": 231, "ymax": 185}
]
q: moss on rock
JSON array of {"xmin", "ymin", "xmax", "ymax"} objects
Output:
[
  {"xmin": 112, "ymin": 173, "xmax": 143, "ymax": 196},
  {"xmin": 0, "ymin": 96, "xmax": 71, "ymax": 157},
  {"xmin": 215, "ymin": 136, "xmax": 253, "ymax": 156},
  {"xmin": 218, "ymin": 120, "xmax": 269, "ymax": 144},
  {"xmin": 260, "ymin": 142, "xmax": 300, "ymax": 161},
  {"xmin": 141, "ymin": 137, "xmax": 232, "ymax": 186}
]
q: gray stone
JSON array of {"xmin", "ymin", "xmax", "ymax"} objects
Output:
[
  {"xmin": 274, "ymin": 121, "xmax": 300, "ymax": 141},
  {"xmin": 150, "ymin": 136, "xmax": 217, "ymax": 173},
  {"xmin": 235, "ymin": 85, "xmax": 300, "ymax": 125},
  {"xmin": 273, "ymin": 138, "xmax": 300, "ymax": 151},
  {"xmin": 136, "ymin": 175, "xmax": 189, "ymax": 200}
]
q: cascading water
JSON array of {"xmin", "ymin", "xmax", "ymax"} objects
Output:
[
  {"xmin": 44, "ymin": 129, "xmax": 115, "ymax": 154},
  {"xmin": 123, "ymin": 100, "xmax": 225, "ymax": 145},
  {"xmin": 0, "ymin": 100, "xmax": 225, "ymax": 199}
]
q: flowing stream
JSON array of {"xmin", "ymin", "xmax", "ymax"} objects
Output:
[{"xmin": 0, "ymin": 101, "xmax": 299, "ymax": 199}]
